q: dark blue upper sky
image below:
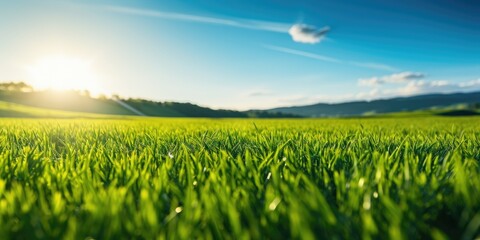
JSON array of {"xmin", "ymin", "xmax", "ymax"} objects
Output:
[{"xmin": 1, "ymin": 0, "xmax": 479, "ymax": 109}]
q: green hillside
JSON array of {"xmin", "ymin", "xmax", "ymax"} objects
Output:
[
  {"xmin": 0, "ymin": 100, "xmax": 124, "ymax": 118},
  {"xmin": 0, "ymin": 88, "xmax": 299, "ymax": 118},
  {"xmin": 124, "ymin": 99, "xmax": 248, "ymax": 117},
  {"xmin": 268, "ymin": 91, "xmax": 480, "ymax": 117},
  {"xmin": 0, "ymin": 90, "xmax": 135, "ymax": 115},
  {"xmin": 1, "ymin": 83, "xmax": 478, "ymax": 119}
]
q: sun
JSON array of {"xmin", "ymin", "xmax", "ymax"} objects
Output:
[{"xmin": 27, "ymin": 55, "xmax": 102, "ymax": 95}]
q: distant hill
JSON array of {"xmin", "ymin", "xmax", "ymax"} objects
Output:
[
  {"xmin": 0, "ymin": 90, "xmax": 134, "ymax": 115},
  {"xmin": 123, "ymin": 98, "xmax": 247, "ymax": 117},
  {"xmin": 267, "ymin": 92, "xmax": 480, "ymax": 117},
  {"xmin": 123, "ymin": 98, "xmax": 300, "ymax": 118},
  {"xmin": 1, "ymin": 82, "xmax": 478, "ymax": 118},
  {"xmin": 0, "ymin": 88, "xmax": 298, "ymax": 118}
]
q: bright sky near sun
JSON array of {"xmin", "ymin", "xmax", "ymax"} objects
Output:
[{"xmin": 0, "ymin": 0, "xmax": 479, "ymax": 110}]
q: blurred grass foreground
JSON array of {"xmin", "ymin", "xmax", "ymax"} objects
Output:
[{"xmin": 0, "ymin": 118, "xmax": 479, "ymax": 239}]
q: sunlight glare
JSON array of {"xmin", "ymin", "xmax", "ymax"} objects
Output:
[{"xmin": 27, "ymin": 55, "xmax": 102, "ymax": 95}]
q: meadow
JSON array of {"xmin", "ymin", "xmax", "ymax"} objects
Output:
[{"xmin": 0, "ymin": 117, "xmax": 479, "ymax": 239}]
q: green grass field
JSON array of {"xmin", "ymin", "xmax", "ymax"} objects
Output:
[{"xmin": 0, "ymin": 117, "xmax": 479, "ymax": 239}]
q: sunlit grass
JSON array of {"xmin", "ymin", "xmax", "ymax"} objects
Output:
[
  {"xmin": 0, "ymin": 100, "xmax": 121, "ymax": 118},
  {"xmin": 0, "ymin": 117, "xmax": 479, "ymax": 239}
]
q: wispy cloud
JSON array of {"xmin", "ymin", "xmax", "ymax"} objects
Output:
[
  {"xmin": 243, "ymin": 88, "xmax": 273, "ymax": 97},
  {"xmin": 103, "ymin": 5, "xmax": 291, "ymax": 33},
  {"xmin": 356, "ymin": 75, "xmax": 480, "ymax": 100},
  {"xmin": 348, "ymin": 62, "xmax": 399, "ymax": 72},
  {"xmin": 243, "ymin": 78, "xmax": 480, "ymax": 109},
  {"xmin": 288, "ymin": 24, "xmax": 330, "ymax": 44},
  {"xmin": 396, "ymin": 79, "xmax": 480, "ymax": 95},
  {"xmin": 459, "ymin": 79, "xmax": 480, "ymax": 88},
  {"xmin": 283, "ymin": 79, "xmax": 480, "ymax": 106},
  {"xmin": 102, "ymin": 6, "xmax": 335, "ymax": 45},
  {"xmin": 277, "ymin": 93, "xmax": 355, "ymax": 106},
  {"xmin": 358, "ymin": 72, "xmax": 424, "ymax": 86},
  {"xmin": 265, "ymin": 45, "xmax": 397, "ymax": 71},
  {"xmin": 264, "ymin": 45, "xmax": 340, "ymax": 63}
]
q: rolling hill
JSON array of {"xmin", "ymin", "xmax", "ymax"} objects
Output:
[
  {"xmin": 1, "ymin": 82, "xmax": 479, "ymax": 118},
  {"xmin": 0, "ymin": 89, "xmax": 298, "ymax": 118},
  {"xmin": 0, "ymin": 100, "xmax": 127, "ymax": 118},
  {"xmin": 267, "ymin": 91, "xmax": 480, "ymax": 117}
]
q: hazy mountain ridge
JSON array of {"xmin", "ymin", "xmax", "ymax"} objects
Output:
[
  {"xmin": 267, "ymin": 92, "xmax": 480, "ymax": 117},
  {"xmin": 0, "ymin": 82, "xmax": 479, "ymax": 118}
]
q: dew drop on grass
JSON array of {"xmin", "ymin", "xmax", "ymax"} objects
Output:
[
  {"xmin": 363, "ymin": 201, "xmax": 371, "ymax": 210},
  {"xmin": 363, "ymin": 195, "xmax": 371, "ymax": 210},
  {"xmin": 269, "ymin": 197, "xmax": 281, "ymax": 211},
  {"xmin": 375, "ymin": 170, "xmax": 382, "ymax": 181},
  {"xmin": 358, "ymin": 178, "xmax": 365, "ymax": 188}
]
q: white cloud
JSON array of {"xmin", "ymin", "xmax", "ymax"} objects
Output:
[
  {"xmin": 241, "ymin": 78, "xmax": 480, "ymax": 109},
  {"xmin": 399, "ymin": 79, "xmax": 479, "ymax": 95},
  {"xmin": 358, "ymin": 77, "xmax": 381, "ymax": 86},
  {"xmin": 355, "ymin": 78, "xmax": 480, "ymax": 100},
  {"xmin": 277, "ymin": 93, "xmax": 357, "ymax": 106},
  {"xmin": 459, "ymin": 79, "xmax": 480, "ymax": 88},
  {"xmin": 383, "ymin": 80, "xmax": 454, "ymax": 97},
  {"xmin": 355, "ymin": 88, "xmax": 381, "ymax": 99},
  {"xmin": 288, "ymin": 24, "xmax": 330, "ymax": 44},
  {"xmin": 244, "ymin": 88, "xmax": 272, "ymax": 97},
  {"xmin": 384, "ymin": 72, "xmax": 425, "ymax": 82},
  {"xmin": 358, "ymin": 72, "xmax": 425, "ymax": 86}
]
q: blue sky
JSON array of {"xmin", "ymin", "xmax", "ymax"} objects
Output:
[{"xmin": 1, "ymin": 0, "xmax": 479, "ymax": 109}]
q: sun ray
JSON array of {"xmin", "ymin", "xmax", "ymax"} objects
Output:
[{"xmin": 26, "ymin": 55, "xmax": 102, "ymax": 95}]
